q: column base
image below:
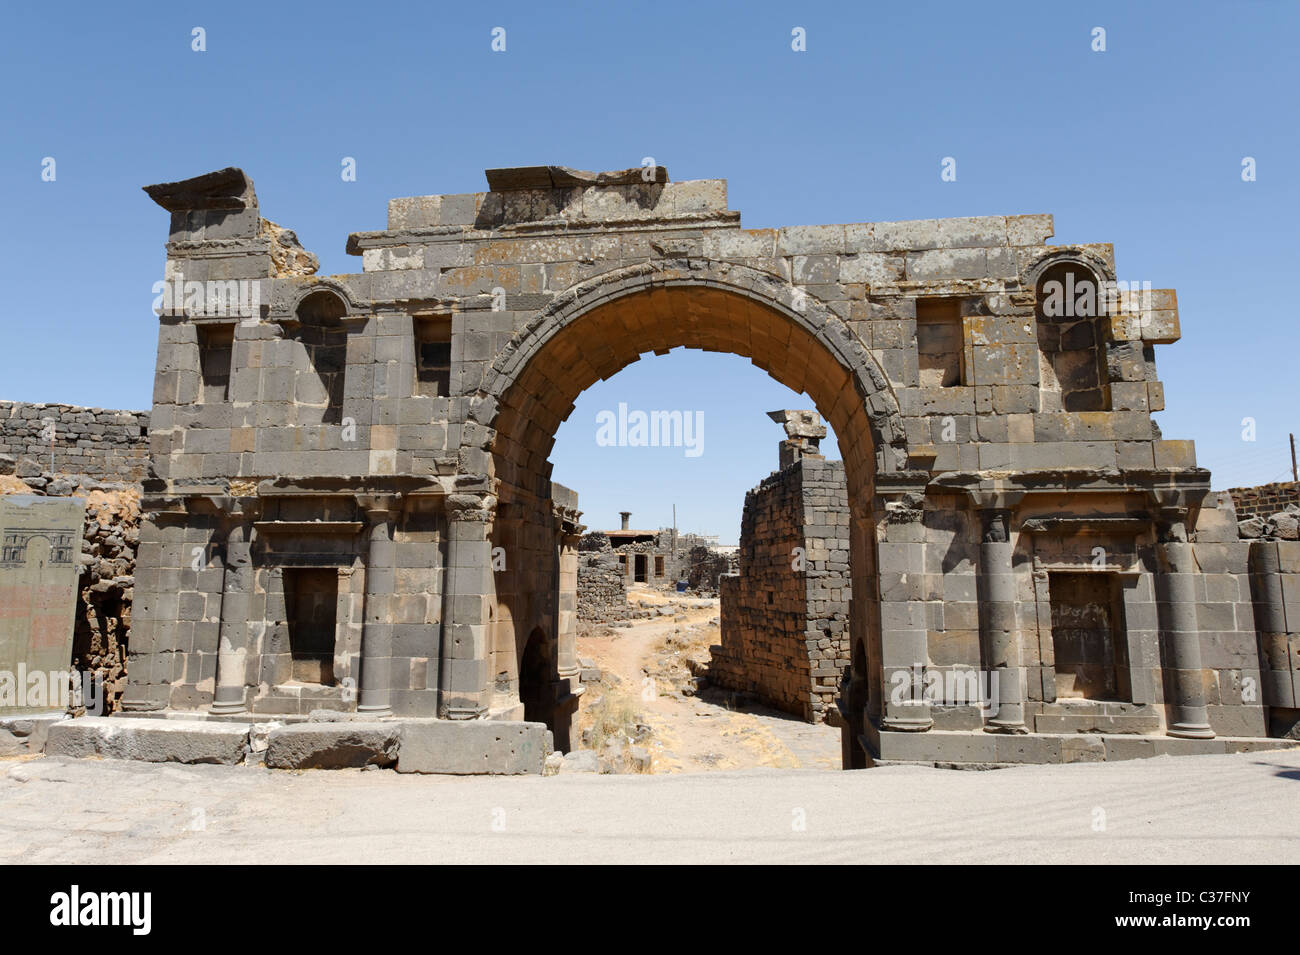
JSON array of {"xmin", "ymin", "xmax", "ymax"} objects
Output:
[
  {"xmin": 441, "ymin": 704, "xmax": 488, "ymax": 720},
  {"xmin": 983, "ymin": 720, "xmax": 1029, "ymax": 735},
  {"xmin": 1168, "ymin": 722, "xmax": 1215, "ymax": 740},
  {"xmin": 120, "ymin": 699, "xmax": 165, "ymax": 713},
  {"xmin": 356, "ymin": 704, "xmax": 393, "ymax": 719},
  {"xmin": 209, "ymin": 701, "xmax": 248, "ymax": 716},
  {"xmin": 882, "ymin": 716, "xmax": 933, "ymax": 732}
]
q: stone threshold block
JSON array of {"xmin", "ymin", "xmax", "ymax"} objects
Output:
[
  {"xmin": 265, "ymin": 722, "xmax": 400, "ymax": 769},
  {"xmin": 865, "ymin": 726, "xmax": 1300, "ymax": 768},
  {"xmin": 44, "ymin": 716, "xmax": 249, "ymax": 765},
  {"xmin": 396, "ymin": 719, "xmax": 552, "ymax": 775}
]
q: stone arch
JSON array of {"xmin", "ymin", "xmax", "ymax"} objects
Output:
[
  {"xmin": 1021, "ymin": 247, "xmax": 1115, "ymax": 293},
  {"xmin": 21, "ymin": 534, "xmax": 54, "ymax": 567},
  {"xmin": 470, "ymin": 259, "xmax": 908, "ymax": 750},
  {"xmin": 278, "ymin": 279, "xmax": 361, "ymax": 323},
  {"xmin": 472, "ymin": 259, "xmax": 910, "ymax": 503}
]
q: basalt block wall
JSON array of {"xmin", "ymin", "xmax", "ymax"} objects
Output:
[
  {"xmin": 1, "ymin": 401, "xmax": 151, "ymax": 482},
  {"xmin": 714, "ymin": 456, "xmax": 850, "ymax": 721},
  {"xmin": 1228, "ymin": 482, "xmax": 1300, "ymax": 521}
]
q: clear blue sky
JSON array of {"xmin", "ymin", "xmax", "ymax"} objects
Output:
[{"xmin": 2, "ymin": 1, "xmax": 1296, "ymax": 539}]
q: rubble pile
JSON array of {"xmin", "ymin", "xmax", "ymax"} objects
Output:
[{"xmin": 1238, "ymin": 503, "xmax": 1300, "ymax": 541}]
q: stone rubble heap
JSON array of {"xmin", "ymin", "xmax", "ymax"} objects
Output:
[{"xmin": 1238, "ymin": 503, "xmax": 1300, "ymax": 541}]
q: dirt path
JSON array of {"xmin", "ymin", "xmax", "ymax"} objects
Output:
[{"xmin": 574, "ymin": 586, "xmax": 840, "ymax": 773}]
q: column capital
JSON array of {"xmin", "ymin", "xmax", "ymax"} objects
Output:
[
  {"xmin": 1153, "ymin": 506, "xmax": 1190, "ymax": 544},
  {"xmin": 357, "ymin": 492, "xmax": 401, "ymax": 521},
  {"xmin": 196, "ymin": 494, "xmax": 261, "ymax": 527},
  {"xmin": 979, "ymin": 508, "xmax": 1012, "ymax": 543},
  {"xmin": 877, "ymin": 490, "xmax": 925, "ymax": 525},
  {"xmin": 446, "ymin": 491, "xmax": 498, "ymax": 524},
  {"xmin": 966, "ymin": 487, "xmax": 1026, "ymax": 513},
  {"xmin": 552, "ymin": 501, "xmax": 585, "ymax": 536}
]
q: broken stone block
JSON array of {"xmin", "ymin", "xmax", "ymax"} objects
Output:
[
  {"xmin": 265, "ymin": 722, "xmax": 399, "ymax": 769},
  {"xmin": 560, "ymin": 749, "xmax": 601, "ymax": 773},
  {"xmin": 44, "ymin": 717, "xmax": 248, "ymax": 765},
  {"xmin": 249, "ymin": 721, "xmax": 282, "ymax": 753},
  {"xmin": 1239, "ymin": 517, "xmax": 1267, "ymax": 539},
  {"xmin": 396, "ymin": 720, "xmax": 550, "ymax": 775},
  {"xmin": 627, "ymin": 745, "xmax": 653, "ymax": 773}
]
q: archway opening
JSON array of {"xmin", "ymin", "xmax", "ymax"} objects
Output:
[{"xmin": 482, "ymin": 277, "xmax": 902, "ymax": 771}]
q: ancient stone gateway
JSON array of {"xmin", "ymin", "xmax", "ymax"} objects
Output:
[{"xmin": 123, "ymin": 163, "xmax": 1300, "ymax": 769}]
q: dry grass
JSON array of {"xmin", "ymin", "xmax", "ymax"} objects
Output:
[{"xmin": 582, "ymin": 690, "xmax": 642, "ymax": 752}]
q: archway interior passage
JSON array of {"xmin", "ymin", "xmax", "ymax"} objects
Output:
[{"xmin": 490, "ymin": 285, "xmax": 879, "ymax": 508}]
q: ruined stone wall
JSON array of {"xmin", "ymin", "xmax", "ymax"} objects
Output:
[
  {"xmin": 684, "ymin": 545, "xmax": 732, "ymax": 592},
  {"xmin": 0, "ymin": 401, "xmax": 150, "ymax": 483},
  {"xmin": 712, "ymin": 457, "xmax": 850, "ymax": 721},
  {"xmin": 577, "ymin": 552, "xmax": 631, "ymax": 622},
  {"xmin": 801, "ymin": 459, "xmax": 852, "ymax": 713},
  {"xmin": 73, "ymin": 485, "xmax": 140, "ymax": 714},
  {"xmin": 714, "ymin": 466, "xmax": 809, "ymax": 717},
  {"xmin": 669, "ymin": 533, "xmax": 723, "ymax": 584},
  {"xmin": 1227, "ymin": 481, "xmax": 1300, "ymax": 522}
]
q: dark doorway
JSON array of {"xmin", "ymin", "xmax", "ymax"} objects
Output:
[
  {"xmin": 284, "ymin": 568, "xmax": 338, "ymax": 685},
  {"xmin": 1049, "ymin": 572, "xmax": 1130, "ymax": 701},
  {"xmin": 634, "ymin": 553, "xmax": 647, "ymax": 583},
  {"xmin": 519, "ymin": 628, "xmax": 550, "ymax": 725}
]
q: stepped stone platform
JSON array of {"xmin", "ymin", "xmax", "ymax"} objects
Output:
[
  {"xmin": 863, "ymin": 724, "xmax": 1300, "ymax": 768},
  {"xmin": 42, "ymin": 715, "xmax": 551, "ymax": 774}
]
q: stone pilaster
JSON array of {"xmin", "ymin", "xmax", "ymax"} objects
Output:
[
  {"xmin": 357, "ymin": 496, "xmax": 399, "ymax": 718},
  {"xmin": 553, "ymin": 500, "xmax": 585, "ymax": 683},
  {"xmin": 877, "ymin": 488, "xmax": 931, "ymax": 732},
  {"xmin": 1156, "ymin": 511, "xmax": 1214, "ymax": 739},
  {"xmin": 977, "ymin": 506, "xmax": 1027, "ymax": 733},
  {"xmin": 438, "ymin": 491, "xmax": 497, "ymax": 719},
  {"xmin": 211, "ymin": 501, "xmax": 257, "ymax": 715},
  {"xmin": 1250, "ymin": 541, "xmax": 1295, "ymax": 709}
]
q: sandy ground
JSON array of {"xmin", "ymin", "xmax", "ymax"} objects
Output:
[
  {"xmin": 574, "ymin": 587, "xmax": 841, "ymax": 772},
  {"xmin": 2, "ymin": 749, "xmax": 1298, "ymax": 864}
]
